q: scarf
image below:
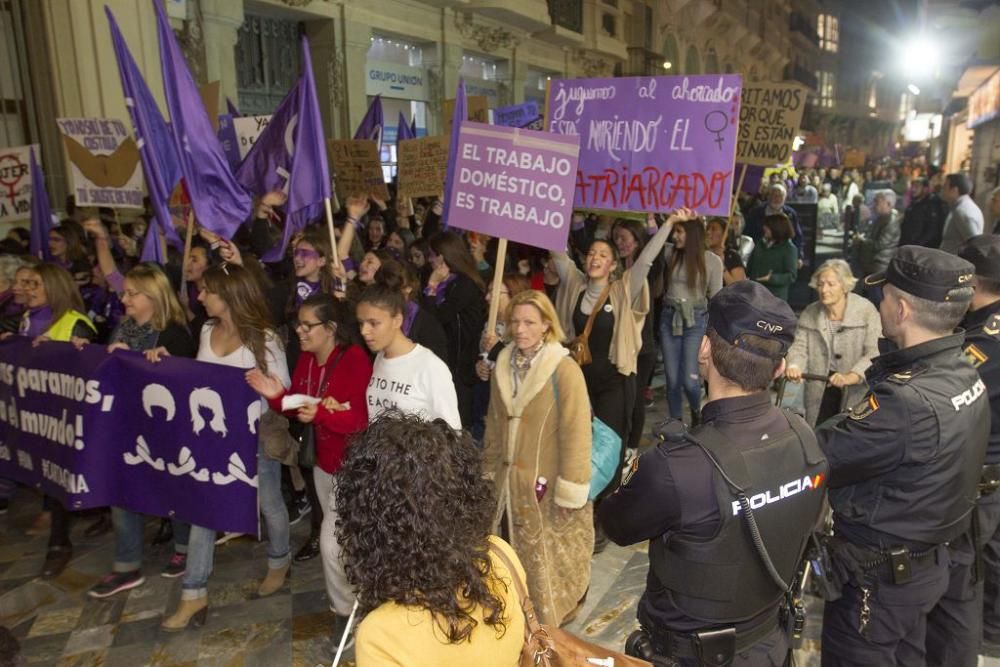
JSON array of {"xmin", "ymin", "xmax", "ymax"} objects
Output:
[
  {"xmin": 21, "ymin": 305, "xmax": 53, "ymax": 337},
  {"xmin": 402, "ymin": 301, "xmax": 419, "ymax": 337},
  {"xmin": 111, "ymin": 318, "xmax": 160, "ymax": 352},
  {"xmin": 425, "ymin": 273, "xmax": 457, "ymax": 306},
  {"xmin": 295, "ymin": 280, "xmax": 320, "ymax": 306},
  {"xmin": 510, "ymin": 339, "xmax": 545, "ymax": 397}
]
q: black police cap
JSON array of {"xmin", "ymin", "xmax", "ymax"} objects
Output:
[
  {"xmin": 707, "ymin": 280, "xmax": 796, "ymax": 358},
  {"xmin": 864, "ymin": 245, "xmax": 975, "ymax": 302},
  {"xmin": 958, "ymin": 235, "xmax": 1000, "ymax": 282}
]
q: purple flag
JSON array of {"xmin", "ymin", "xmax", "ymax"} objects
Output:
[
  {"xmin": 153, "ymin": 0, "xmax": 250, "ymax": 239},
  {"xmin": 237, "ymin": 37, "xmax": 330, "ymax": 262},
  {"xmin": 354, "ymin": 95, "xmax": 384, "ymax": 150},
  {"xmin": 140, "ymin": 221, "xmax": 165, "ymax": 263},
  {"xmin": 106, "ymin": 7, "xmax": 183, "ymax": 252},
  {"xmin": 28, "ymin": 148, "xmax": 53, "ymax": 261},
  {"xmin": 397, "ymin": 112, "xmax": 416, "ymax": 143},
  {"xmin": 442, "ymin": 78, "xmax": 467, "ymax": 228},
  {"xmin": 226, "ymin": 97, "xmax": 241, "ymax": 118}
]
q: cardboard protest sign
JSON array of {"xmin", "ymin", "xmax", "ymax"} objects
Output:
[
  {"xmin": 494, "ymin": 101, "xmax": 541, "ymax": 128},
  {"xmin": 398, "ymin": 136, "xmax": 448, "ymax": 198},
  {"xmin": 328, "ymin": 139, "xmax": 389, "ymax": 200},
  {"xmin": 736, "ymin": 83, "xmax": 807, "ymax": 166},
  {"xmin": 447, "ymin": 122, "xmax": 580, "ymax": 252},
  {"xmin": 0, "ymin": 144, "xmax": 39, "ymax": 223},
  {"xmin": 57, "ymin": 118, "xmax": 144, "ymax": 209},
  {"xmin": 444, "ymin": 95, "xmax": 489, "ymax": 136},
  {"xmin": 233, "ymin": 115, "xmax": 272, "ymax": 161},
  {"xmin": 843, "ymin": 149, "xmax": 867, "ymax": 169},
  {"xmin": 0, "ymin": 338, "xmax": 261, "ymax": 534},
  {"xmin": 545, "ymin": 75, "xmax": 742, "ymax": 215}
]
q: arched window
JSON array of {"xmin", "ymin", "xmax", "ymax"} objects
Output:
[
  {"xmin": 704, "ymin": 47, "xmax": 719, "ymax": 74},
  {"xmin": 662, "ymin": 34, "xmax": 679, "ymax": 72},
  {"xmin": 685, "ymin": 45, "xmax": 701, "ymax": 75}
]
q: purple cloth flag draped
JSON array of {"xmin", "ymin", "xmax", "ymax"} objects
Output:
[
  {"xmin": 106, "ymin": 7, "xmax": 182, "ymax": 253},
  {"xmin": 226, "ymin": 97, "xmax": 241, "ymax": 118},
  {"xmin": 140, "ymin": 222, "xmax": 165, "ymax": 263},
  {"xmin": 29, "ymin": 149, "xmax": 53, "ymax": 261},
  {"xmin": 442, "ymin": 78, "xmax": 467, "ymax": 229},
  {"xmin": 397, "ymin": 112, "xmax": 416, "ymax": 143},
  {"xmin": 354, "ymin": 95, "xmax": 384, "ymax": 150},
  {"xmin": 153, "ymin": 0, "xmax": 250, "ymax": 240},
  {"xmin": 236, "ymin": 37, "xmax": 330, "ymax": 263}
]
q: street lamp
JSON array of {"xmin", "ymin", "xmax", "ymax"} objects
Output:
[
  {"xmin": 899, "ymin": 34, "xmax": 940, "ymax": 80},
  {"xmin": 907, "ymin": 83, "xmax": 921, "ymax": 95}
]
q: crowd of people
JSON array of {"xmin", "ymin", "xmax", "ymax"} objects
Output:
[{"xmin": 0, "ymin": 154, "xmax": 999, "ymax": 666}]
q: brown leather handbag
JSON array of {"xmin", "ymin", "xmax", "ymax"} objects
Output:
[
  {"xmin": 566, "ymin": 283, "xmax": 612, "ymax": 367},
  {"xmin": 489, "ymin": 543, "xmax": 652, "ymax": 667}
]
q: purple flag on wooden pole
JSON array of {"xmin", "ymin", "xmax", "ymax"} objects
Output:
[
  {"xmin": 442, "ymin": 78, "xmax": 466, "ymax": 229},
  {"xmin": 397, "ymin": 112, "xmax": 416, "ymax": 143},
  {"xmin": 152, "ymin": 0, "xmax": 250, "ymax": 239},
  {"xmin": 237, "ymin": 37, "xmax": 330, "ymax": 262},
  {"xmin": 226, "ymin": 97, "xmax": 241, "ymax": 118},
  {"xmin": 354, "ymin": 95, "xmax": 384, "ymax": 150},
  {"xmin": 106, "ymin": 7, "xmax": 183, "ymax": 253},
  {"xmin": 140, "ymin": 222, "xmax": 166, "ymax": 263},
  {"xmin": 29, "ymin": 148, "xmax": 53, "ymax": 261}
]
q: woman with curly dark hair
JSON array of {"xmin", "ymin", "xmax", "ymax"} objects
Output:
[{"xmin": 336, "ymin": 411, "xmax": 526, "ymax": 664}]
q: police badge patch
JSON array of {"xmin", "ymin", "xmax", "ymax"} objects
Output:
[
  {"xmin": 964, "ymin": 344, "xmax": 988, "ymax": 369},
  {"xmin": 849, "ymin": 393, "xmax": 880, "ymax": 420}
]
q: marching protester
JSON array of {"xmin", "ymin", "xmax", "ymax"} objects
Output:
[
  {"xmin": 161, "ymin": 262, "xmax": 291, "ymax": 631},
  {"xmin": 247, "ymin": 292, "xmax": 371, "ymax": 637},
  {"xmin": 88, "ymin": 264, "xmax": 197, "ymax": 597},
  {"xmin": 705, "ymin": 217, "xmax": 747, "ymax": 286},
  {"xmin": 785, "ymin": 259, "xmax": 882, "ymax": 426},
  {"xmin": 748, "ymin": 214, "xmax": 799, "ymax": 301},
  {"xmin": 482, "ymin": 289, "xmax": 593, "ymax": 625}
]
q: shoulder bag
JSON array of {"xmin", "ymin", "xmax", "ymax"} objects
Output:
[
  {"xmin": 566, "ymin": 283, "xmax": 612, "ymax": 367},
  {"xmin": 488, "ymin": 542, "xmax": 652, "ymax": 667},
  {"xmin": 551, "ymin": 374, "xmax": 622, "ymax": 501},
  {"xmin": 294, "ymin": 347, "xmax": 348, "ymax": 467}
]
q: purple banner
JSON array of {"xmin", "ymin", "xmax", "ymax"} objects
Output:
[
  {"xmin": 494, "ymin": 101, "xmax": 540, "ymax": 129},
  {"xmin": 545, "ymin": 75, "xmax": 742, "ymax": 215},
  {"xmin": 0, "ymin": 338, "xmax": 260, "ymax": 534},
  {"xmin": 217, "ymin": 114, "xmax": 240, "ymax": 171},
  {"xmin": 447, "ymin": 122, "xmax": 580, "ymax": 252}
]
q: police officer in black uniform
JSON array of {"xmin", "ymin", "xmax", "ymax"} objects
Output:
[
  {"xmin": 820, "ymin": 245, "xmax": 989, "ymax": 666},
  {"xmin": 599, "ymin": 280, "xmax": 828, "ymax": 666},
  {"xmin": 925, "ymin": 235, "xmax": 1000, "ymax": 665}
]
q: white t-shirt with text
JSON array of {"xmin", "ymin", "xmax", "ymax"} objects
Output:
[{"xmin": 366, "ymin": 343, "xmax": 461, "ymax": 430}]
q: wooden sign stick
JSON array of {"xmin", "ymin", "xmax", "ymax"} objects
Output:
[
  {"xmin": 324, "ymin": 197, "xmax": 341, "ymax": 270},
  {"xmin": 486, "ymin": 237, "xmax": 508, "ymax": 337}
]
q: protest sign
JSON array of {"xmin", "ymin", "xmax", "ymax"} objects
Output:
[
  {"xmin": 398, "ymin": 136, "xmax": 449, "ymax": 198},
  {"xmin": 447, "ymin": 122, "xmax": 580, "ymax": 252},
  {"xmin": 0, "ymin": 144, "xmax": 39, "ymax": 223},
  {"xmin": 328, "ymin": 139, "xmax": 389, "ymax": 200},
  {"xmin": 494, "ymin": 101, "xmax": 541, "ymax": 128},
  {"xmin": 545, "ymin": 75, "xmax": 742, "ymax": 215},
  {"xmin": 444, "ymin": 95, "xmax": 489, "ymax": 136},
  {"xmin": 0, "ymin": 338, "xmax": 261, "ymax": 534},
  {"xmin": 735, "ymin": 83, "xmax": 807, "ymax": 166},
  {"xmin": 233, "ymin": 115, "xmax": 273, "ymax": 161},
  {"xmin": 843, "ymin": 149, "xmax": 867, "ymax": 169},
  {"xmin": 57, "ymin": 118, "xmax": 144, "ymax": 209}
]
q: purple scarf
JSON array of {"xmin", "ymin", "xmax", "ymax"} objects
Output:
[
  {"xmin": 21, "ymin": 305, "xmax": 54, "ymax": 337},
  {"xmin": 295, "ymin": 280, "xmax": 320, "ymax": 306},
  {"xmin": 402, "ymin": 301, "xmax": 419, "ymax": 337}
]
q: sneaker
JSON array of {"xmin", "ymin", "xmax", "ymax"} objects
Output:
[
  {"xmin": 214, "ymin": 532, "xmax": 243, "ymax": 546},
  {"xmin": 288, "ymin": 496, "xmax": 312, "ymax": 526},
  {"xmin": 643, "ymin": 387, "xmax": 654, "ymax": 408},
  {"xmin": 161, "ymin": 552, "xmax": 187, "ymax": 578},
  {"xmin": 331, "ymin": 612, "xmax": 356, "ymax": 651},
  {"xmin": 88, "ymin": 570, "xmax": 144, "ymax": 598}
]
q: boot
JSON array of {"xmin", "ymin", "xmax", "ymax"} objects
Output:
[
  {"xmin": 161, "ymin": 597, "xmax": 208, "ymax": 632},
  {"xmin": 152, "ymin": 518, "xmax": 174, "ymax": 546},
  {"xmin": 690, "ymin": 408, "xmax": 702, "ymax": 428},
  {"xmin": 294, "ymin": 533, "xmax": 320, "ymax": 562},
  {"xmin": 256, "ymin": 564, "xmax": 289, "ymax": 597}
]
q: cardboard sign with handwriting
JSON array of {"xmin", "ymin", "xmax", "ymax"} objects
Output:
[
  {"xmin": 328, "ymin": 139, "xmax": 388, "ymax": 200},
  {"xmin": 398, "ymin": 136, "xmax": 449, "ymax": 198}
]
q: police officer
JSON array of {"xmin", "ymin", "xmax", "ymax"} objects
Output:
[
  {"xmin": 599, "ymin": 280, "xmax": 828, "ymax": 666},
  {"xmin": 820, "ymin": 245, "xmax": 989, "ymax": 666},
  {"xmin": 926, "ymin": 235, "xmax": 1000, "ymax": 665}
]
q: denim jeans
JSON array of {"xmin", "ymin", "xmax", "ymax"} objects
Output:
[
  {"xmin": 181, "ymin": 444, "xmax": 290, "ymax": 599},
  {"xmin": 659, "ymin": 305, "xmax": 707, "ymax": 419},
  {"xmin": 111, "ymin": 507, "xmax": 190, "ymax": 572}
]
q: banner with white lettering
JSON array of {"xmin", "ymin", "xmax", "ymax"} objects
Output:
[
  {"xmin": 0, "ymin": 144, "xmax": 39, "ymax": 223},
  {"xmin": 56, "ymin": 117, "xmax": 145, "ymax": 209},
  {"xmin": 0, "ymin": 339, "xmax": 260, "ymax": 534}
]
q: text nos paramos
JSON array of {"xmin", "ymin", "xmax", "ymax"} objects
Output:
[{"xmin": 369, "ymin": 70, "xmax": 423, "ymax": 87}]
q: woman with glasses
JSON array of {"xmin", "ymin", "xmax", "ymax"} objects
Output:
[
  {"xmin": 247, "ymin": 293, "xmax": 371, "ymax": 633},
  {"xmin": 160, "ymin": 262, "xmax": 291, "ymax": 632}
]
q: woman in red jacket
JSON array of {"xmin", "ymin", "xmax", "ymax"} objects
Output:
[{"xmin": 247, "ymin": 292, "xmax": 371, "ymax": 631}]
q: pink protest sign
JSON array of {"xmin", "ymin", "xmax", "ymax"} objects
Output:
[
  {"xmin": 447, "ymin": 123, "xmax": 580, "ymax": 252},
  {"xmin": 545, "ymin": 75, "xmax": 742, "ymax": 215}
]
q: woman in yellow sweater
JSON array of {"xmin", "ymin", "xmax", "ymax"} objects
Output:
[{"xmin": 335, "ymin": 411, "xmax": 526, "ymax": 665}]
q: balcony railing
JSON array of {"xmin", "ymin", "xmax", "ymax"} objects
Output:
[{"xmin": 547, "ymin": 0, "xmax": 583, "ymax": 33}]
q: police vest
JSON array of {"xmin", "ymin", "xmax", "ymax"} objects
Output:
[
  {"xmin": 46, "ymin": 311, "xmax": 96, "ymax": 342},
  {"xmin": 650, "ymin": 410, "xmax": 827, "ymax": 624}
]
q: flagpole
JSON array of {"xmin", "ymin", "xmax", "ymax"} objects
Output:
[
  {"xmin": 324, "ymin": 197, "xmax": 341, "ymax": 270},
  {"xmin": 180, "ymin": 209, "xmax": 195, "ymax": 304},
  {"xmin": 486, "ymin": 238, "xmax": 508, "ymax": 338}
]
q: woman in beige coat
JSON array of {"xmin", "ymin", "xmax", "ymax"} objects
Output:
[
  {"xmin": 786, "ymin": 259, "xmax": 882, "ymax": 426},
  {"xmin": 483, "ymin": 290, "xmax": 593, "ymax": 626}
]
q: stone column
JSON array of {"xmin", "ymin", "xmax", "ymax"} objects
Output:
[
  {"xmin": 340, "ymin": 7, "xmax": 372, "ymax": 139},
  {"xmin": 199, "ymin": 0, "xmax": 244, "ymax": 111}
]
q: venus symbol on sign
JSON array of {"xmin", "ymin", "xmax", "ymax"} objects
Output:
[{"xmin": 704, "ymin": 111, "xmax": 729, "ymax": 151}]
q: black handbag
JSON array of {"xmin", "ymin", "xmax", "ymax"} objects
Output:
[{"xmin": 296, "ymin": 347, "xmax": 347, "ymax": 468}]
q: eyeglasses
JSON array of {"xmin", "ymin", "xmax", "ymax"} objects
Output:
[
  {"xmin": 293, "ymin": 320, "xmax": 326, "ymax": 332},
  {"xmin": 293, "ymin": 248, "xmax": 321, "ymax": 260},
  {"xmin": 15, "ymin": 278, "xmax": 41, "ymax": 290}
]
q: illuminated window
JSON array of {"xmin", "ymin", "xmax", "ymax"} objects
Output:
[
  {"xmin": 817, "ymin": 70, "xmax": 836, "ymax": 108},
  {"xmin": 818, "ymin": 14, "xmax": 839, "ymax": 53}
]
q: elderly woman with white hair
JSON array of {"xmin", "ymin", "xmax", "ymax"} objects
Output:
[{"xmin": 785, "ymin": 259, "xmax": 882, "ymax": 426}]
